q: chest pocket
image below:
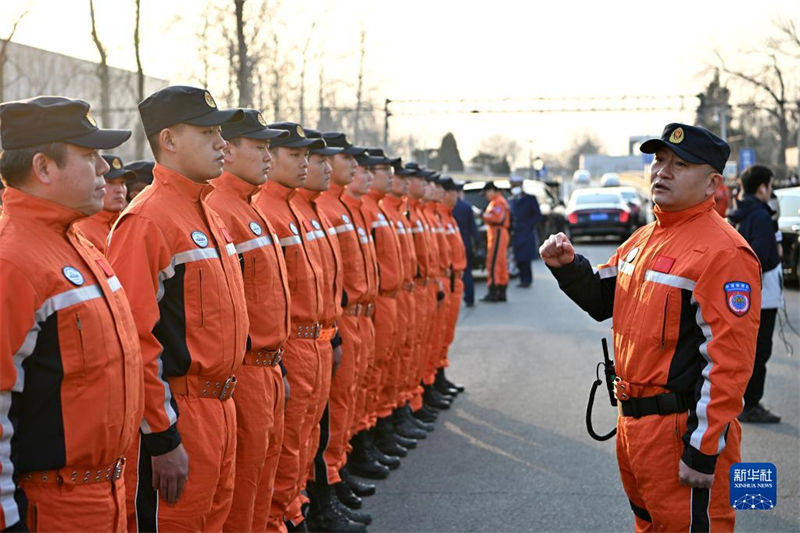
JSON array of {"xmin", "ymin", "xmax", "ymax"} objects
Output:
[
  {"xmin": 641, "ymin": 275, "xmax": 685, "ymax": 353},
  {"xmin": 57, "ymin": 297, "xmax": 109, "ymax": 378},
  {"xmin": 183, "ymin": 261, "xmax": 224, "ymax": 332}
]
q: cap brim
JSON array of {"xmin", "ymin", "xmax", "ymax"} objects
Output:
[
  {"xmin": 68, "ymin": 128, "xmax": 132, "ymax": 150},
  {"xmin": 311, "ymin": 146, "xmax": 343, "ymax": 156},
  {"xmin": 273, "ymin": 138, "xmax": 326, "ymax": 149},
  {"xmin": 639, "ymin": 139, "xmax": 705, "ymax": 164},
  {"xmin": 356, "ymin": 156, "xmax": 385, "ymax": 167},
  {"xmin": 344, "ymin": 146, "xmax": 368, "ymax": 156},
  {"xmin": 227, "ymin": 127, "xmax": 290, "ymax": 141},
  {"xmin": 185, "ymin": 108, "xmax": 245, "ymax": 127},
  {"xmin": 105, "ymin": 169, "xmax": 136, "ymax": 180}
]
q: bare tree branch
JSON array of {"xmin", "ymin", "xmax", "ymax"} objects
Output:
[
  {"xmin": 0, "ymin": 9, "xmax": 28, "ymax": 101},
  {"xmin": 89, "ymin": 0, "xmax": 111, "ymax": 127}
]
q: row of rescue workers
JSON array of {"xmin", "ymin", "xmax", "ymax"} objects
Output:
[{"xmin": 0, "ymin": 86, "xmax": 510, "ymax": 532}]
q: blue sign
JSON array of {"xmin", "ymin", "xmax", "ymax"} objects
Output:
[
  {"xmin": 739, "ymin": 148, "xmax": 756, "ymax": 172},
  {"xmin": 730, "ymin": 462, "xmax": 777, "ymax": 510}
]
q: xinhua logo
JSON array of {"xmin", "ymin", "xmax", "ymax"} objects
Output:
[{"xmin": 730, "ymin": 462, "xmax": 777, "ymax": 510}]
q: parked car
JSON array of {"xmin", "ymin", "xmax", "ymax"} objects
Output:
[
  {"xmin": 462, "ymin": 179, "xmax": 568, "ymax": 275},
  {"xmin": 775, "ymin": 186, "xmax": 800, "ymax": 284},
  {"xmin": 600, "ymin": 172, "xmax": 621, "ymax": 187},
  {"xmin": 604, "ymin": 186, "xmax": 648, "ymax": 227},
  {"xmin": 566, "ymin": 187, "xmax": 634, "ymax": 240},
  {"xmin": 572, "ymin": 169, "xmax": 591, "ymax": 186}
]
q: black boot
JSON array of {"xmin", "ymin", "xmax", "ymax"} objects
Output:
[
  {"xmin": 365, "ymin": 428, "xmax": 401, "ymax": 470},
  {"xmin": 402, "ymin": 404, "xmax": 434, "ymax": 432},
  {"xmin": 413, "ymin": 405, "xmax": 438, "ymax": 423},
  {"xmin": 375, "ymin": 417, "xmax": 409, "ymax": 457},
  {"xmin": 392, "ymin": 407, "xmax": 428, "ymax": 440},
  {"xmin": 340, "ymin": 467, "xmax": 375, "ymax": 497},
  {"xmin": 497, "ymin": 284, "xmax": 507, "ymax": 302},
  {"xmin": 434, "ymin": 368, "xmax": 459, "ymax": 396},
  {"xmin": 480, "ymin": 284, "xmax": 497, "ymax": 302},
  {"xmin": 424, "ymin": 385, "xmax": 452, "ymax": 410},
  {"xmin": 334, "ymin": 481, "xmax": 362, "ymax": 509},
  {"xmin": 347, "ymin": 433, "xmax": 390, "ymax": 479},
  {"xmin": 332, "ymin": 497, "xmax": 372, "ymax": 525},
  {"xmin": 440, "ymin": 370, "xmax": 465, "ymax": 393},
  {"xmin": 306, "ymin": 482, "xmax": 367, "ymax": 532},
  {"xmin": 286, "ymin": 519, "xmax": 309, "ymax": 532}
]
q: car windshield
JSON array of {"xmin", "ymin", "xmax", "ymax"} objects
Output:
[
  {"xmin": 620, "ymin": 192, "xmax": 638, "ymax": 202},
  {"xmin": 778, "ymin": 194, "xmax": 800, "ymax": 216},
  {"xmin": 575, "ymin": 194, "xmax": 619, "ymax": 205}
]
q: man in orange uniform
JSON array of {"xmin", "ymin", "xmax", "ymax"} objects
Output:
[
  {"xmin": 434, "ymin": 178, "xmax": 467, "ymax": 397},
  {"xmin": 481, "ymin": 181, "xmax": 510, "ymax": 302},
  {"xmin": 253, "ymin": 122, "xmax": 327, "ymax": 533},
  {"xmin": 0, "ymin": 96, "xmax": 142, "ymax": 532},
  {"xmin": 541, "ymin": 123, "xmax": 761, "ymax": 531},
  {"xmin": 107, "ymin": 86, "xmax": 249, "ymax": 532},
  {"xmin": 359, "ymin": 149, "xmax": 414, "ymax": 459},
  {"xmin": 124, "ymin": 160, "xmax": 154, "ymax": 202},
  {"xmin": 76, "ymin": 154, "xmax": 134, "ymax": 252},
  {"xmin": 205, "ymin": 110, "xmax": 291, "ymax": 533},
  {"xmin": 381, "ymin": 162, "xmax": 434, "ymax": 436}
]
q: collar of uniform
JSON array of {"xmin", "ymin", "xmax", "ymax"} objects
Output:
[
  {"xmin": 94, "ymin": 208, "xmax": 121, "ymax": 227},
  {"xmin": 653, "ymin": 197, "xmax": 715, "ymax": 228},
  {"xmin": 381, "ymin": 194, "xmax": 402, "ymax": 209},
  {"xmin": 341, "ymin": 191, "xmax": 362, "ymax": 209},
  {"xmin": 328, "ymin": 181, "xmax": 346, "ymax": 198},
  {"xmin": 438, "ymin": 203, "xmax": 452, "ymax": 215},
  {"xmin": 263, "ymin": 178, "xmax": 296, "ymax": 200},
  {"xmin": 214, "ymin": 170, "xmax": 259, "ymax": 201},
  {"xmin": 153, "ymin": 163, "xmax": 209, "ymax": 201},
  {"xmin": 296, "ymin": 187, "xmax": 320, "ymax": 202},
  {"xmin": 0, "ymin": 187, "xmax": 86, "ymax": 232},
  {"xmin": 367, "ymin": 189, "xmax": 385, "ymax": 202},
  {"xmin": 407, "ymin": 196, "xmax": 421, "ymax": 209}
]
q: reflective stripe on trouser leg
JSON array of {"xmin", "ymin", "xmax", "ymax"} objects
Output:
[
  {"xmin": 373, "ymin": 294, "xmax": 398, "ymax": 419},
  {"xmin": 325, "ymin": 314, "xmax": 360, "ymax": 481}
]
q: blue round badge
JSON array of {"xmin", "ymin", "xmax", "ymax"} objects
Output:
[
  {"xmin": 62, "ymin": 266, "xmax": 85, "ymax": 286},
  {"xmin": 249, "ymin": 221, "xmax": 263, "ymax": 236}
]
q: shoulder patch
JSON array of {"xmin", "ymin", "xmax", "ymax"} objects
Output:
[{"xmin": 724, "ymin": 281, "xmax": 751, "ymax": 317}]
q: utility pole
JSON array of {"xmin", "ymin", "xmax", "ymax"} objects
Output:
[{"xmin": 383, "ymin": 98, "xmax": 391, "ymax": 147}]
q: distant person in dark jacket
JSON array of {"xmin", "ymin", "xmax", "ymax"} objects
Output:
[
  {"xmin": 453, "ymin": 186, "xmax": 478, "ymax": 306},
  {"xmin": 730, "ymin": 164, "xmax": 784, "ymax": 423},
  {"xmin": 509, "ymin": 177, "xmax": 542, "ymax": 287}
]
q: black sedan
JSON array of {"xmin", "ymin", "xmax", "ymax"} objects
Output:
[{"xmin": 566, "ymin": 188, "xmax": 634, "ymax": 240}]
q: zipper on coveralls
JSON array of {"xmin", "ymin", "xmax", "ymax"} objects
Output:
[{"xmin": 660, "ymin": 294, "xmax": 670, "ymax": 350}]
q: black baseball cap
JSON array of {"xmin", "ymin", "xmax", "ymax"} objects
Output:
[
  {"xmin": 0, "ymin": 96, "xmax": 131, "ymax": 150},
  {"xmin": 221, "ymin": 109, "xmax": 289, "ymax": 141},
  {"xmin": 102, "ymin": 155, "xmax": 136, "ymax": 180},
  {"xmin": 355, "ymin": 150, "xmax": 386, "ymax": 167},
  {"xmin": 365, "ymin": 147, "xmax": 400, "ymax": 166},
  {"xmin": 305, "ymin": 128, "xmax": 343, "ymax": 156},
  {"xmin": 640, "ymin": 123, "xmax": 730, "ymax": 174},
  {"xmin": 482, "ymin": 181, "xmax": 500, "ymax": 192},
  {"xmin": 404, "ymin": 162, "xmax": 426, "ymax": 178},
  {"xmin": 322, "ymin": 132, "xmax": 367, "ymax": 156},
  {"xmin": 267, "ymin": 122, "xmax": 325, "ymax": 149},
  {"xmin": 421, "ymin": 169, "xmax": 440, "ymax": 182},
  {"xmin": 123, "ymin": 160, "xmax": 155, "ymax": 185},
  {"xmin": 138, "ymin": 86, "xmax": 244, "ymax": 138},
  {"xmin": 440, "ymin": 177, "xmax": 458, "ymax": 191}
]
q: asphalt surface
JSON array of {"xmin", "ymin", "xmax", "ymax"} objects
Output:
[{"xmin": 362, "ymin": 240, "xmax": 800, "ymax": 532}]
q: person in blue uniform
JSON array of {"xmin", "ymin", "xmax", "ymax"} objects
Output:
[
  {"xmin": 452, "ymin": 182, "xmax": 478, "ymax": 306},
  {"xmin": 509, "ymin": 176, "xmax": 541, "ymax": 287}
]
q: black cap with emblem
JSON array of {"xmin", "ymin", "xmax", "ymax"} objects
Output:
[
  {"xmin": 365, "ymin": 147, "xmax": 400, "ymax": 166},
  {"xmin": 354, "ymin": 150, "xmax": 386, "ymax": 167},
  {"xmin": 101, "ymin": 155, "xmax": 136, "ymax": 180},
  {"xmin": 267, "ymin": 122, "xmax": 325, "ymax": 149},
  {"xmin": 138, "ymin": 86, "xmax": 244, "ymax": 138},
  {"xmin": 221, "ymin": 109, "xmax": 289, "ymax": 141},
  {"xmin": 639, "ymin": 123, "xmax": 730, "ymax": 174},
  {"xmin": 305, "ymin": 128, "xmax": 343, "ymax": 156},
  {"xmin": 0, "ymin": 96, "xmax": 131, "ymax": 150},
  {"xmin": 321, "ymin": 132, "xmax": 367, "ymax": 156},
  {"xmin": 123, "ymin": 160, "xmax": 155, "ymax": 186}
]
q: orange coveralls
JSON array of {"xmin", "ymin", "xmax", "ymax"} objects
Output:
[
  {"xmin": 406, "ymin": 197, "xmax": 437, "ymax": 411},
  {"xmin": 362, "ymin": 190, "xmax": 404, "ymax": 419},
  {"xmin": 288, "ymin": 188, "xmax": 343, "ymax": 517},
  {"xmin": 380, "ymin": 194, "xmax": 418, "ymax": 408},
  {"xmin": 207, "ymin": 172, "xmax": 291, "ymax": 533},
  {"xmin": 550, "ymin": 198, "xmax": 761, "ymax": 531},
  {"xmin": 254, "ymin": 180, "xmax": 325, "ymax": 532},
  {"xmin": 342, "ymin": 192, "xmax": 380, "ymax": 432},
  {"xmin": 482, "ymin": 193, "xmax": 510, "ymax": 287},
  {"xmin": 439, "ymin": 204, "xmax": 467, "ymax": 370},
  {"xmin": 108, "ymin": 164, "xmax": 249, "ymax": 532},
  {"xmin": 422, "ymin": 202, "xmax": 451, "ymax": 386},
  {"xmin": 75, "ymin": 208, "xmax": 120, "ymax": 253},
  {"xmin": 0, "ymin": 189, "xmax": 143, "ymax": 532}
]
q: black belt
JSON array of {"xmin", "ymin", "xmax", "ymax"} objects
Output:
[{"xmin": 619, "ymin": 391, "xmax": 694, "ymax": 418}]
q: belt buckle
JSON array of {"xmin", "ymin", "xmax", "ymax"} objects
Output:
[
  {"xmin": 613, "ymin": 377, "xmax": 629, "ymax": 401},
  {"xmin": 314, "ymin": 323, "xmax": 322, "ymax": 338},
  {"xmin": 355, "ymin": 303, "xmax": 363, "ymax": 316},
  {"xmin": 219, "ymin": 376, "xmax": 236, "ymax": 400},
  {"xmin": 113, "ymin": 457, "xmax": 125, "ymax": 480},
  {"xmin": 270, "ymin": 348, "xmax": 283, "ymax": 366}
]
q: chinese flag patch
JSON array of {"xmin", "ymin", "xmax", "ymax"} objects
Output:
[
  {"xmin": 652, "ymin": 256, "xmax": 675, "ymax": 273},
  {"xmin": 724, "ymin": 281, "xmax": 751, "ymax": 317}
]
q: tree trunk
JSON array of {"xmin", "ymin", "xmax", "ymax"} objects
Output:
[
  {"xmin": 89, "ymin": 0, "xmax": 111, "ymax": 127},
  {"xmin": 353, "ymin": 29, "xmax": 366, "ymax": 143},
  {"xmin": 133, "ymin": 0, "xmax": 146, "ymax": 158},
  {"xmin": 234, "ymin": 0, "xmax": 251, "ymax": 107}
]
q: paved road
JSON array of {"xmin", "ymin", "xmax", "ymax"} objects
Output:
[{"xmin": 363, "ymin": 240, "xmax": 800, "ymax": 532}]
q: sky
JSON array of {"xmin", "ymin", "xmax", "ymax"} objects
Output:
[{"xmin": 2, "ymin": 0, "xmax": 798, "ymax": 166}]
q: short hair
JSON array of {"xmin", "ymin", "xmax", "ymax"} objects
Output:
[
  {"xmin": 0, "ymin": 142, "xmax": 68, "ymax": 188},
  {"xmin": 146, "ymin": 132, "xmax": 161, "ymax": 159},
  {"xmin": 740, "ymin": 165, "xmax": 773, "ymax": 195}
]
